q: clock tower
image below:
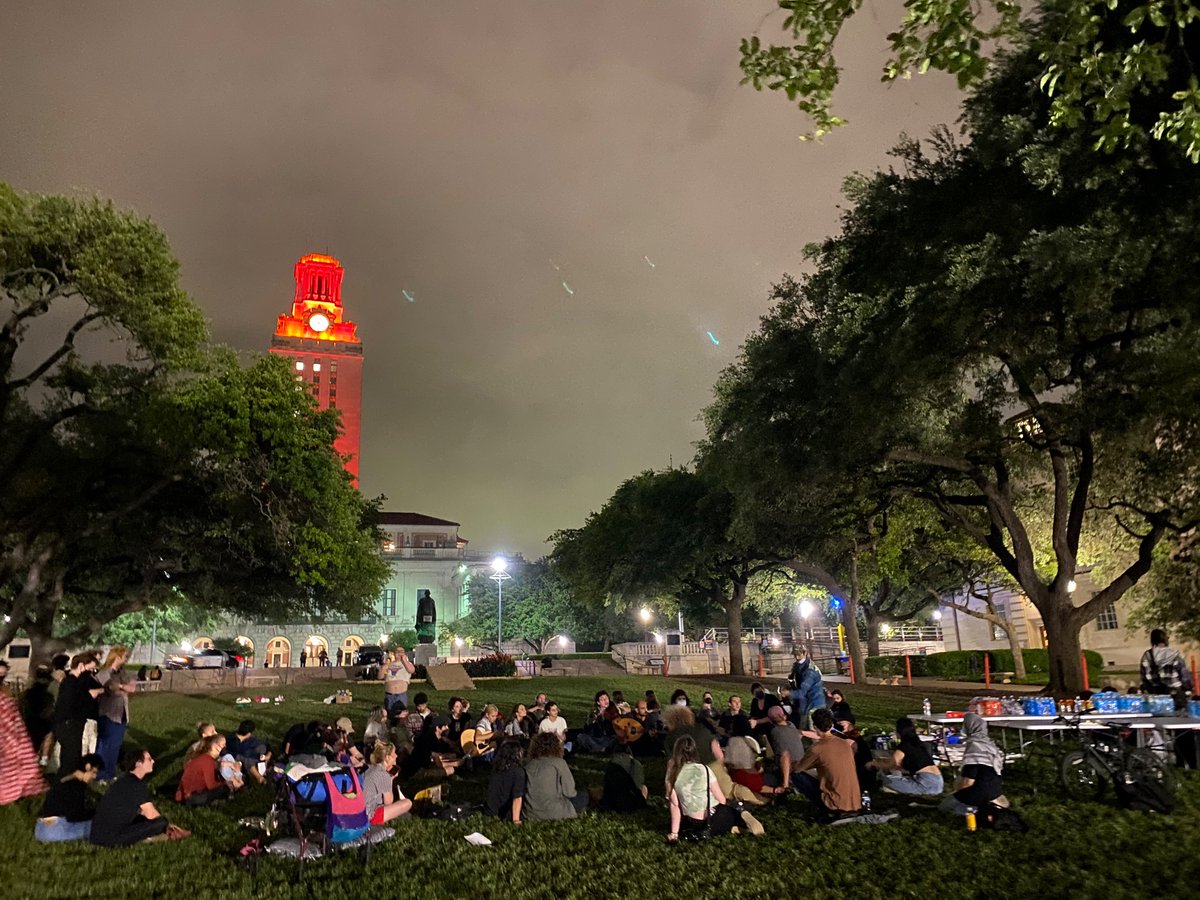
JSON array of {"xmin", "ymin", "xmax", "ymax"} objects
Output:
[{"xmin": 269, "ymin": 253, "xmax": 364, "ymax": 481}]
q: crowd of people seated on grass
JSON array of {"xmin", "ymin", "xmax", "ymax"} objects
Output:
[{"xmin": 4, "ymin": 657, "xmax": 1022, "ymax": 848}]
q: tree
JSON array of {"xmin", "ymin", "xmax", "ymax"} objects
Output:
[
  {"xmin": 451, "ymin": 558, "xmax": 638, "ymax": 654},
  {"xmin": 713, "ymin": 48, "xmax": 1200, "ymax": 693},
  {"xmin": 740, "ymin": 1, "xmax": 1200, "ymax": 159},
  {"xmin": 551, "ymin": 469, "xmax": 780, "ymax": 675},
  {"xmin": 1, "ymin": 186, "xmax": 390, "ymax": 664}
]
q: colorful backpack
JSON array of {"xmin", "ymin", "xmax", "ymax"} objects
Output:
[{"xmin": 324, "ymin": 768, "xmax": 369, "ymax": 844}]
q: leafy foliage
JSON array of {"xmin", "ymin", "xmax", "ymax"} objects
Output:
[{"xmin": 740, "ymin": 1, "xmax": 1200, "ymax": 159}]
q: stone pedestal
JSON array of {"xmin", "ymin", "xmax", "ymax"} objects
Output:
[{"xmin": 413, "ymin": 643, "xmax": 438, "ymax": 668}]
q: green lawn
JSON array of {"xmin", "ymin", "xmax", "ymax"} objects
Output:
[{"xmin": 2, "ymin": 675, "xmax": 1197, "ymax": 899}]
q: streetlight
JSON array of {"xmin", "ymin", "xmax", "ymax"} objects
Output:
[
  {"xmin": 454, "ymin": 636, "xmax": 465, "ymax": 662},
  {"xmin": 639, "ymin": 607, "xmax": 653, "ymax": 642},
  {"xmin": 799, "ymin": 600, "xmax": 815, "ymax": 658},
  {"xmin": 491, "ymin": 556, "xmax": 511, "ymax": 654}
]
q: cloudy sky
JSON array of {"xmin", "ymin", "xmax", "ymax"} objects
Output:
[{"xmin": 2, "ymin": 2, "xmax": 961, "ymax": 558}]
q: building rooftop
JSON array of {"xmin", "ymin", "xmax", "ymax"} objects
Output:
[{"xmin": 378, "ymin": 512, "xmax": 461, "ymax": 527}]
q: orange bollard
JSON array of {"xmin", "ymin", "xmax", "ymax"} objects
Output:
[
  {"xmin": 663, "ymin": 654, "xmax": 669, "ymax": 677},
  {"xmin": 984, "ymin": 653, "xmax": 991, "ymax": 688},
  {"xmin": 758, "ymin": 652, "xmax": 765, "ymax": 679},
  {"xmin": 1081, "ymin": 653, "xmax": 1090, "ymax": 692},
  {"xmin": 848, "ymin": 655, "xmax": 856, "ymax": 685},
  {"xmin": 905, "ymin": 655, "xmax": 913, "ymax": 687}
]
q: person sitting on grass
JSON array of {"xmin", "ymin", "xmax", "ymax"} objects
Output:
[
  {"xmin": 215, "ymin": 735, "xmax": 247, "ymax": 792},
  {"xmin": 405, "ymin": 693, "xmax": 432, "ymax": 742},
  {"xmin": 485, "ymin": 738, "xmax": 527, "ymax": 824},
  {"xmin": 942, "ymin": 713, "xmax": 1007, "ymax": 815},
  {"xmin": 447, "ymin": 697, "xmax": 472, "ymax": 743},
  {"xmin": 505, "ymin": 703, "xmax": 534, "ymax": 741},
  {"xmin": 332, "ymin": 717, "xmax": 366, "ymax": 768},
  {"xmin": 600, "ymin": 742, "xmax": 648, "ymax": 813},
  {"xmin": 528, "ymin": 692, "xmax": 549, "ymax": 727},
  {"xmin": 746, "ymin": 683, "xmax": 782, "ymax": 741},
  {"xmin": 665, "ymin": 735, "xmax": 763, "ymax": 842},
  {"xmin": 576, "ymin": 692, "xmax": 616, "ymax": 753},
  {"xmin": 717, "ymin": 694, "xmax": 749, "ymax": 737},
  {"xmin": 189, "ymin": 721, "xmax": 217, "ymax": 758},
  {"xmin": 176, "ymin": 734, "xmax": 232, "ymax": 806},
  {"xmin": 227, "ymin": 719, "xmax": 271, "ymax": 784},
  {"xmin": 523, "ymin": 732, "xmax": 588, "ymax": 820},
  {"xmin": 537, "ymin": 701, "xmax": 569, "ymax": 744},
  {"xmin": 663, "ymin": 705, "xmax": 719, "ymax": 765},
  {"xmin": 91, "ymin": 747, "xmax": 187, "ymax": 846},
  {"xmin": 870, "ymin": 717, "xmax": 943, "ymax": 797},
  {"xmin": 828, "ymin": 690, "xmax": 856, "ymax": 729},
  {"xmin": 474, "ymin": 704, "xmax": 502, "ymax": 758},
  {"xmin": 401, "ymin": 716, "xmax": 466, "ymax": 779},
  {"xmin": 362, "ymin": 741, "xmax": 412, "ymax": 824},
  {"xmin": 724, "ymin": 716, "xmax": 783, "ymax": 802},
  {"xmin": 364, "ymin": 706, "xmax": 389, "ymax": 752},
  {"xmin": 36, "ymin": 753, "xmax": 101, "ymax": 842},
  {"xmin": 790, "ymin": 708, "xmax": 861, "ymax": 823}
]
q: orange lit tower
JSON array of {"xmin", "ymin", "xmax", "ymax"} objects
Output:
[{"xmin": 269, "ymin": 253, "xmax": 364, "ymax": 481}]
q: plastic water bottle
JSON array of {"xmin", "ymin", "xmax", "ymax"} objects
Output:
[
  {"xmin": 861, "ymin": 791, "xmax": 871, "ymax": 812},
  {"xmin": 923, "ymin": 698, "xmax": 932, "ymax": 717}
]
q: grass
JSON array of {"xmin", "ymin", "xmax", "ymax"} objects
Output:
[{"xmin": 2, "ymin": 675, "xmax": 1197, "ymax": 899}]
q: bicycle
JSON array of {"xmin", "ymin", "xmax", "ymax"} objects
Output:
[{"xmin": 1056, "ymin": 716, "xmax": 1175, "ymax": 801}]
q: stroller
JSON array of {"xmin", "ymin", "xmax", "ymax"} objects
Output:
[{"xmin": 264, "ymin": 763, "xmax": 376, "ymax": 881}]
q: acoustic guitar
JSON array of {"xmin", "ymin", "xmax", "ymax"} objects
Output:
[{"xmin": 460, "ymin": 727, "xmax": 499, "ymax": 757}]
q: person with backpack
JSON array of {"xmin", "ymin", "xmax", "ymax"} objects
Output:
[{"xmin": 1140, "ymin": 629, "xmax": 1194, "ymax": 709}]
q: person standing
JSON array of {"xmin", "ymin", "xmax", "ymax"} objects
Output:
[
  {"xmin": 299, "ymin": 649, "xmax": 308, "ymax": 668},
  {"xmin": 54, "ymin": 653, "xmax": 104, "ymax": 777},
  {"xmin": 380, "ymin": 647, "xmax": 416, "ymax": 718},
  {"xmin": 96, "ymin": 646, "xmax": 136, "ymax": 781},
  {"xmin": 1141, "ymin": 629, "xmax": 1194, "ymax": 707},
  {"xmin": 787, "ymin": 648, "xmax": 827, "ymax": 729}
]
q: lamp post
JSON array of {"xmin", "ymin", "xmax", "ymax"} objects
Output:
[
  {"xmin": 640, "ymin": 607, "xmax": 653, "ymax": 643},
  {"xmin": 454, "ymin": 637, "xmax": 464, "ymax": 662},
  {"xmin": 799, "ymin": 600, "xmax": 814, "ymax": 658},
  {"xmin": 491, "ymin": 556, "xmax": 511, "ymax": 654}
]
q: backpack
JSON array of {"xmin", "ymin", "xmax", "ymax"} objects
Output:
[
  {"xmin": 324, "ymin": 768, "xmax": 369, "ymax": 844},
  {"xmin": 1114, "ymin": 775, "xmax": 1175, "ymax": 814},
  {"xmin": 978, "ymin": 804, "xmax": 1030, "ymax": 833}
]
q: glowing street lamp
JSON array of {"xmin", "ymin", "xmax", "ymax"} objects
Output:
[
  {"xmin": 454, "ymin": 636, "xmax": 465, "ymax": 662},
  {"xmin": 798, "ymin": 600, "xmax": 815, "ymax": 657},
  {"xmin": 491, "ymin": 556, "xmax": 512, "ymax": 653},
  {"xmin": 932, "ymin": 610, "xmax": 943, "ymax": 621}
]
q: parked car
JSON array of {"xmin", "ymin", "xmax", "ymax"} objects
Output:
[
  {"xmin": 164, "ymin": 648, "xmax": 242, "ymax": 670},
  {"xmin": 354, "ymin": 645, "xmax": 386, "ymax": 667}
]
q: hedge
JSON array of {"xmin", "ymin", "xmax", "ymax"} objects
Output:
[
  {"xmin": 464, "ymin": 653, "xmax": 517, "ymax": 677},
  {"xmin": 865, "ymin": 648, "xmax": 1104, "ymax": 682}
]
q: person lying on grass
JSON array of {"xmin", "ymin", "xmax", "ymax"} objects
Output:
[
  {"xmin": 523, "ymin": 732, "xmax": 588, "ymax": 820},
  {"xmin": 789, "ymin": 708, "xmax": 862, "ymax": 823},
  {"xmin": 869, "ymin": 718, "xmax": 943, "ymax": 797},
  {"xmin": 36, "ymin": 752, "xmax": 101, "ymax": 842},
  {"xmin": 91, "ymin": 747, "xmax": 188, "ymax": 846},
  {"xmin": 176, "ymin": 734, "xmax": 232, "ymax": 806},
  {"xmin": 485, "ymin": 738, "xmax": 527, "ymax": 824},
  {"xmin": 665, "ymin": 735, "xmax": 763, "ymax": 842},
  {"xmin": 362, "ymin": 741, "xmax": 412, "ymax": 824}
]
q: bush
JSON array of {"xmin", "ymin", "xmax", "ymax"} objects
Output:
[
  {"xmin": 865, "ymin": 648, "xmax": 1105, "ymax": 683},
  {"xmin": 464, "ymin": 654, "xmax": 517, "ymax": 677},
  {"xmin": 990, "ymin": 648, "xmax": 1103, "ymax": 680}
]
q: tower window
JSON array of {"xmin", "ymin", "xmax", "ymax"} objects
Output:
[
  {"xmin": 295, "ymin": 361, "xmax": 305, "ymax": 371},
  {"xmin": 312, "ymin": 363, "xmax": 321, "ymax": 372}
]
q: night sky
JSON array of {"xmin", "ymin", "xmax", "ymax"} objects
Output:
[{"xmin": 1, "ymin": 2, "xmax": 960, "ymax": 558}]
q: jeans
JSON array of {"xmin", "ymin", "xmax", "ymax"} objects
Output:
[
  {"xmin": 91, "ymin": 814, "xmax": 169, "ymax": 847},
  {"xmin": 384, "ymin": 692, "xmax": 408, "ymax": 716},
  {"xmin": 883, "ymin": 771, "xmax": 944, "ymax": 796},
  {"xmin": 96, "ymin": 718, "xmax": 128, "ymax": 781},
  {"xmin": 184, "ymin": 785, "xmax": 230, "ymax": 807},
  {"xmin": 35, "ymin": 818, "xmax": 92, "ymax": 842}
]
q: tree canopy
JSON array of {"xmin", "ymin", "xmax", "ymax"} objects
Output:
[
  {"xmin": 712, "ymin": 44, "xmax": 1200, "ymax": 692},
  {"xmin": 1, "ymin": 185, "xmax": 389, "ymax": 663},
  {"xmin": 740, "ymin": 0, "xmax": 1200, "ymax": 159}
]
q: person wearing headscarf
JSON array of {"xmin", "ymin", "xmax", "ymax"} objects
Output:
[{"xmin": 942, "ymin": 713, "xmax": 1006, "ymax": 814}]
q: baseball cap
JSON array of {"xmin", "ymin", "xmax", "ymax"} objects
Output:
[
  {"xmin": 335, "ymin": 716, "xmax": 354, "ymax": 734},
  {"xmin": 767, "ymin": 706, "xmax": 787, "ymax": 723}
]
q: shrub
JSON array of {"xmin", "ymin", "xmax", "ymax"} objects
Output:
[
  {"xmin": 464, "ymin": 654, "xmax": 516, "ymax": 677},
  {"xmin": 866, "ymin": 648, "xmax": 1105, "ymax": 683},
  {"xmin": 990, "ymin": 648, "xmax": 1103, "ymax": 680}
]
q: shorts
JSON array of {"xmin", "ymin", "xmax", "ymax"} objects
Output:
[{"xmin": 371, "ymin": 806, "xmax": 386, "ymax": 825}]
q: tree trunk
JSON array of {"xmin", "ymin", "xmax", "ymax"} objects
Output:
[
  {"xmin": 1042, "ymin": 602, "xmax": 1085, "ymax": 695},
  {"xmin": 725, "ymin": 583, "xmax": 746, "ymax": 676},
  {"xmin": 1004, "ymin": 622, "xmax": 1027, "ymax": 680},
  {"xmin": 862, "ymin": 607, "xmax": 881, "ymax": 657},
  {"xmin": 843, "ymin": 555, "xmax": 866, "ymax": 683}
]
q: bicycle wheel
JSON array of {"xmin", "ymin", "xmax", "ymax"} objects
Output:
[
  {"xmin": 1125, "ymin": 748, "xmax": 1176, "ymax": 795},
  {"xmin": 1061, "ymin": 750, "xmax": 1107, "ymax": 800}
]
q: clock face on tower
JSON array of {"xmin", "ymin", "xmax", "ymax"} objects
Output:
[{"xmin": 308, "ymin": 312, "xmax": 330, "ymax": 333}]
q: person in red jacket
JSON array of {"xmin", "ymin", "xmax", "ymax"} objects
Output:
[{"xmin": 176, "ymin": 735, "xmax": 230, "ymax": 807}]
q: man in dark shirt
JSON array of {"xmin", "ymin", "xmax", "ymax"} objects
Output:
[
  {"xmin": 747, "ymin": 683, "xmax": 782, "ymax": 740},
  {"xmin": 227, "ymin": 719, "xmax": 270, "ymax": 783},
  {"xmin": 401, "ymin": 717, "xmax": 465, "ymax": 779},
  {"xmin": 90, "ymin": 747, "xmax": 173, "ymax": 846},
  {"xmin": 55, "ymin": 653, "xmax": 104, "ymax": 776},
  {"xmin": 717, "ymin": 695, "xmax": 750, "ymax": 736}
]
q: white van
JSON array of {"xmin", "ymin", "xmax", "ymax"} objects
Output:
[{"xmin": 2, "ymin": 638, "xmax": 33, "ymax": 685}]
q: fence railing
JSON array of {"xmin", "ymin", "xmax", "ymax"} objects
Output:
[{"xmin": 706, "ymin": 624, "xmax": 944, "ymax": 644}]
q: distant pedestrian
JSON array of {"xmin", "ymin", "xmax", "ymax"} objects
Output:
[
  {"xmin": 335, "ymin": 648, "xmax": 344, "ymax": 667},
  {"xmin": 299, "ymin": 650, "xmax": 308, "ymax": 669},
  {"xmin": 1141, "ymin": 629, "xmax": 1193, "ymax": 708}
]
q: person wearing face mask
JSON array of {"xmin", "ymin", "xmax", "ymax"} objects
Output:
[
  {"xmin": 787, "ymin": 648, "xmax": 827, "ymax": 730},
  {"xmin": 669, "ymin": 689, "xmax": 691, "ymax": 708},
  {"xmin": 696, "ymin": 692, "xmax": 720, "ymax": 734},
  {"xmin": 747, "ymin": 682, "xmax": 782, "ymax": 741}
]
